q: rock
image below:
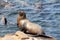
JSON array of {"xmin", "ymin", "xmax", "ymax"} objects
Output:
[
  {"xmin": 0, "ymin": 31, "xmax": 56, "ymax": 40},
  {"xmin": 15, "ymin": 31, "xmax": 29, "ymax": 39},
  {"xmin": 2, "ymin": 34, "xmax": 21, "ymax": 40},
  {"xmin": 0, "ymin": 1, "xmax": 9, "ymax": 8},
  {"xmin": 11, "ymin": 35, "xmax": 21, "ymax": 40},
  {"xmin": 22, "ymin": 37, "xmax": 42, "ymax": 40},
  {"xmin": 18, "ymin": 1, "xmax": 29, "ymax": 7},
  {"xmin": 35, "ymin": 2, "xmax": 41, "ymax": 9},
  {"xmin": 0, "ymin": 0, "xmax": 13, "ymax": 9},
  {"xmin": 4, "ymin": 2, "xmax": 13, "ymax": 8},
  {"xmin": 26, "ymin": 37, "xmax": 39, "ymax": 40},
  {"xmin": 2, "ymin": 34, "xmax": 14, "ymax": 40},
  {"xmin": 0, "ymin": 37, "xmax": 2, "ymax": 40},
  {"xmin": 35, "ymin": 36, "xmax": 56, "ymax": 40}
]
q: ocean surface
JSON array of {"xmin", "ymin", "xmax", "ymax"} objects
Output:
[{"xmin": 0, "ymin": 0, "xmax": 60, "ymax": 40}]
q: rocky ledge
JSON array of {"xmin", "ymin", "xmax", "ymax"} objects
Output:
[{"xmin": 0, "ymin": 31, "xmax": 56, "ymax": 40}]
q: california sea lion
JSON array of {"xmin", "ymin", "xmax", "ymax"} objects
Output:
[{"xmin": 17, "ymin": 11, "xmax": 45, "ymax": 35}]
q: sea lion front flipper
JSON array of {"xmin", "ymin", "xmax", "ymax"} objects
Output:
[{"xmin": 22, "ymin": 22, "xmax": 27, "ymax": 33}]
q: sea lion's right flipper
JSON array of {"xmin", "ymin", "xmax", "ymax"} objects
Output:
[{"xmin": 22, "ymin": 23, "xmax": 27, "ymax": 33}]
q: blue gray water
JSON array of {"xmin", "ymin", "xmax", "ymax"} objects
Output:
[{"xmin": 0, "ymin": 0, "xmax": 60, "ymax": 40}]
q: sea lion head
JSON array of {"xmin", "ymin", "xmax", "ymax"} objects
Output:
[
  {"xmin": 17, "ymin": 11, "xmax": 26, "ymax": 26},
  {"xmin": 18, "ymin": 11, "xmax": 26, "ymax": 20}
]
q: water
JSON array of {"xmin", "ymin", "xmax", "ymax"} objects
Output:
[{"xmin": 0, "ymin": 0, "xmax": 60, "ymax": 40}]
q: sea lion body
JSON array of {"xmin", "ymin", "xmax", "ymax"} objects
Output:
[
  {"xmin": 20, "ymin": 19, "xmax": 44, "ymax": 35},
  {"xmin": 17, "ymin": 11, "xmax": 45, "ymax": 35}
]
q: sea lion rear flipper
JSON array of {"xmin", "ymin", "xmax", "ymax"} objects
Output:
[{"xmin": 33, "ymin": 34, "xmax": 53, "ymax": 38}]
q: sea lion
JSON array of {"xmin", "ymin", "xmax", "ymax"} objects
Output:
[
  {"xmin": 17, "ymin": 11, "xmax": 45, "ymax": 35},
  {"xmin": 1, "ymin": 15, "xmax": 7, "ymax": 25}
]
